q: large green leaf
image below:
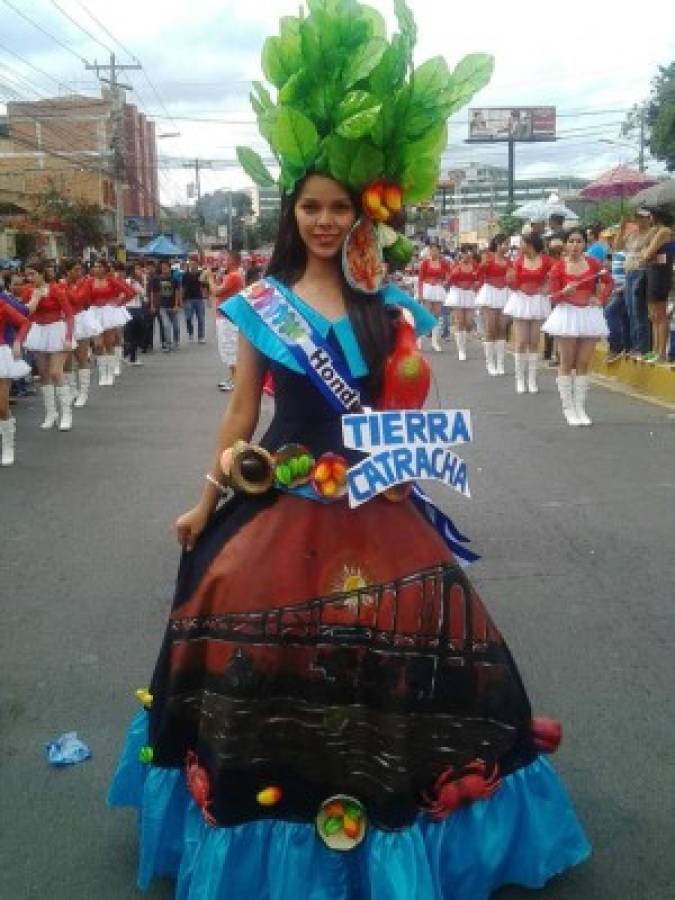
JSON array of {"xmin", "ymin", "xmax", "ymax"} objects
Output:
[
  {"xmin": 442, "ymin": 53, "xmax": 495, "ymax": 116},
  {"xmin": 402, "ymin": 122, "xmax": 448, "ymax": 167},
  {"xmin": 342, "ymin": 38, "xmax": 387, "ymax": 90},
  {"xmin": 336, "ymin": 91, "xmax": 381, "ymax": 139},
  {"xmin": 279, "ymin": 160, "xmax": 306, "ymax": 193},
  {"xmin": 345, "ymin": 141, "xmax": 385, "ymax": 191},
  {"xmin": 371, "ymin": 103, "xmax": 396, "ymax": 148},
  {"xmin": 412, "ymin": 57, "xmax": 450, "ymax": 106},
  {"xmin": 279, "ymin": 69, "xmax": 312, "ymax": 105},
  {"xmin": 270, "ymin": 107, "xmax": 319, "ymax": 169},
  {"xmin": 301, "ymin": 11, "xmax": 341, "ymax": 72},
  {"xmin": 236, "ymin": 147, "xmax": 276, "ymax": 187},
  {"xmin": 393, "ymin": 0, "xmax": 417, "ymax": 68},
  {"xmin": 251, "ymin": 81, "xmax": 274, "ymax": 113},
  {"xmin": 261, "ymin": 37, "xmax": 287, "ymax": 88},
  {"xmin": 358, "ymin": 5, "xmax": 386, "ymax": 38},
  {"xmin": 369, "ymin": 35, "xmax": 407, "ymax": 98},
  {"xmin": 323, "ymin": 134, "xmax": 353, "ymax": 184},
  {"xmin": 306, "ymin": 81, "xmax": 336, "ymax": 127},
  {"xmin": 261, "ymin": 25, "xmax": 302, "ymax": 89},
  {"xmin": 257, "ymin": 107, "xmax": 279, "ymax": 146},
  {"xmin": 401, "ymin": 156, "xmax": 439, "ymax": 204}
]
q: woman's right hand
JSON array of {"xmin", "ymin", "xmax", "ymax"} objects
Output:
[{"xmin": 175, "ymin": 503, "xmax": 210, "ymax": 551}]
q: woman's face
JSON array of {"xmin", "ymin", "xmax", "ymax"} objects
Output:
[
  {"xmin": 566, "ymin": 233, "xmax": 585, "ymax": 257},
  {"xmin": 430, "ymin": 244, "xmax": 439, "ymax": 260},
  {"xmin": 294, "ymin": 175, "xmax": 356, "ymax": 261},
  {"xmin": 496, "ymin": 239, "xmax": 508, "ymax": 255},
  {"xmin": 92, "ymin": 263, "xmax": 103, "ymax": 278}
]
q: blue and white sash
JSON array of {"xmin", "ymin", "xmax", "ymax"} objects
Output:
[
  {"xmin": 243, "ymin": 278, "xmax": 479, "ymax": 564},
  {"xmin": 243, "ymin": 279, "xmax": 361, "ymax": 413}
]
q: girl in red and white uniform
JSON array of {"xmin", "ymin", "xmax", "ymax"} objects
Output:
[
  {"xmin": 476, "ymin": 234, "xmax": 511, "ymax": 375},
  {"xmin": 23, "ymin": 263, "xmax": 75, "ymax": 431},
  {"xmin": 63, "ymin": 261, "xmax": 101, "ymax": 408},
  {"xmin": 112, "ymin": 262, "xmax": 134, "ymax": 376},
  {"xmin": 417, "ymin": 243, "xmax": 450, "ymax": 352},
  {"xmin": 503, "ymin": 232, "xmax": 553, "ymax": 394},
  {"xmin": 81, "ymin": 261, "xmax": 135, "ymax": 386},
  {"xmin": 445, "ymin": 245, "xmax": 479, "ymax": 361},
  {"xmin": 543, "ymin": 227, "xmax": 613, "ymax": 426},
  {"xmin": 0, "ymin": 294, "xmax": 31, "ymax": 466}
]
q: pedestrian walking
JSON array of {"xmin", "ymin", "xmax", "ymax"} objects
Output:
[
  {"xmin": 150, "ymin": 260, "xmax": 182, "ymax": 351},
  {"xmin": 211, "ymin": 250, "xmax": 245, "ymax": 391},
  {"xmin": 503, "ymin": 233, "xmax": 553, "ymax": 394},
  {"xmin": 182, "ymin": 257, "xmax": 207, "ymax": 343},
  {"xmin": 476, "ymin": 234, "xmax": 511, "ymax": 375},
  {"xmin": 543, "ymin": 228, "xmax": 613, "ymax": 425}
]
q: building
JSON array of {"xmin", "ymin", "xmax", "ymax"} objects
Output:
[
  {"xmin": 434, "ymin": 163, "xmax": 589, "ymax": 244},
  {"xmin": 0, "ymin": 93, "xmax": 159, "ymax": 239},
  {"xmin": 251, "ymin": 183, "xmax": 281, "ymax": 220}
]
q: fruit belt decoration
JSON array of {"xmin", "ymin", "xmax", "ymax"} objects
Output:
[{"xmin": 234, "ymin": 0, "xmax": 494, "ymax": 293}]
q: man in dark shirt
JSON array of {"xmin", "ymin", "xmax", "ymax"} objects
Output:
[
  {"xmin": 182, "ymin": 258, "xmax": 207, "ymax": 343},
  {"xmin": 150, "ymin": 260, "xmax": 182, "ymax": 351}
]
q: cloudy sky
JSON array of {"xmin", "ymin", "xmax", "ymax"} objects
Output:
[{"xmin": 1, "ymin": 0, "xmax": 673, "ymax": 205}]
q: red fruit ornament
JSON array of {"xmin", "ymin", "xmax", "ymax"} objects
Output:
[
  {"xmin": 530, "ymin": 717, "xmax": 563, "ymax": 753},
  {"xmin": 185, "ymin": 751, "xmax": 217, "ymax": 826},
  {"xmin": 380, "ymin": 316, "xmax": 431, "ymax": 410},
  {"xmin": 421, "ymin": 759, "xmax": 502, "ymax": 821}
]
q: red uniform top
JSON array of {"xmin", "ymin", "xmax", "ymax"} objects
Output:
[
  {"xmin": 62, "ymin": 278, "xmax": 88, "ymax": 314},
  {"xmin": 449, "ymin": 263, "xmax": 478, "ymax": 290},
  {"xmin": 477, "ymin": 253, "xmax": 510, "ymax": 288},
  {"xmin": 508, "ymin": 255, "xmax": 553, "ymax": 294},
  {"xmin": 0, "ymin": 297, "xmax": 30, "ymax": 346},
  {"xmin": 417, "ymin": 258, "xmax": 450, "ymax": 291},
  {"xmin": 29, "ymin": 283, "xmax": 74, "ymax": 336},
  {"xmin": 214, "ymin": 270, "xmax": 245, "ymax": 315},
  {"xmin": 548, "ymin": 257, "xmax": 613, "ymax": 307},
  {"xmin": 79, "ymin": 276, "xmax": 136, "ymax": 308}
]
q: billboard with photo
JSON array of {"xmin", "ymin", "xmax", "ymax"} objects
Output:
[{"xmin": 468, "ymin": 107, "xmax": 556, "ymax": 142}]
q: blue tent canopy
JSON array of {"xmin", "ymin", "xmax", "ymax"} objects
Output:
[{"xmin": 136, "ymin": 235, "xmax": 187, "ymax": 257}]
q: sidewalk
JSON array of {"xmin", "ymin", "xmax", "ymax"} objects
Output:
[{"xmin": 591, "ymin": 344, "xmax": 675, "ymax": 405}]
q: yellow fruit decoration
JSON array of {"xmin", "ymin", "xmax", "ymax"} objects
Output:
[{"xmin": 256, "ymin": 786, "xmax": 283, "ymax": 806}]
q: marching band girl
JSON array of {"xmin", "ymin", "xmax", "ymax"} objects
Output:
[
  {"xmin": 82, "ymin": 261, "xmax": 135, "ymax": 386},
  {"xmin": 445, "ymin": 244, "xmax": 478, "ymax": 361},
  {"xmin": 417, "ymin": 242, "xmax": 449, "ymax": 351},
  {"xmin": 476, "ymin": 234, "xmax": 511, "ymax": 375},
  {"xmin": 0, "ymin": 292, "xmax": 30, "ymax": 465},
  {"xmin": 64, "ymin": 261, "xmax": 101, "ymax": 407}
]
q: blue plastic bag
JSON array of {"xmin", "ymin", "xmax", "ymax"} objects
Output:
[{"xmin": 45, "ymin": 732, "xmax": 92, "ymax": 766}]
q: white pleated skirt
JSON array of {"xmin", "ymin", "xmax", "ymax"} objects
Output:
[
  {"xmin": 0, "ymin": 344, "xmax": 31, "ymax": 379},
  {"xmin": 216, "ymin": 316, "xmax": 238, "ymax": 366},
  {"xmin": 503, "ymin": 290, "xmax": 551, "ymax": 321},
  {"xmin": 476, "ymin": 283, "xmax": 510, "ymax": 309},
  {"xmin": 91, "ymin": 304, "xmax": 129, "ymax": 331},
  {"xmin": 542, "ymin": 303, "xmax": 609, "ymax": 338},
  {"xmin": 73, "ymin": 308, "xmax": 102, "ymax": 341},
  {"xmin": 24, "ymin": 321, "xmax": 75, "ymax": 353},
  {"xmin": 421, "ymin": 283, "xmax": 446, "ymax": 303},
  {"xmin": 445, "ymin": 287, "xmax": 476, "ymax": 308}
]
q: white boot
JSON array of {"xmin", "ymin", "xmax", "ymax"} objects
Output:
[
  {"xmin": 40, "ymin": 384, "xmax": 58, "ymax": 429},
  {"xmin": 483, "ymin": 341, "xmax": 497, "ymax": 375},
  {"xmin": 514, "ymin": 353, "xmax": 527, "ymax": 394},
  {"xmin": 0, "ymin": 417, "xmax": 15, "ymax": 466},
  {"xmin": 97, "ymin": 355, "xmax": 106, "ymax": 387},
  {"xmin": 56, "ymin": 383, "xmax": 73, "ymax": 431},
  {"xmin": 573, "ymin": 375, "xmax": 592, "ymax": 426},
  {"xmin": 107, "ymin": 354, "xmax": 117, "ymax": 384},
  {"xmin": 557, "ymin": 375, "xmax": 581, "ymax": 426},
  {"xmin": 495, "ymin": 339, "xmax": 506, "ymax": 375},
  {"xmin": 113, "ymin": 345, "xmax": 123, "ymax": 376},
  {"xmin": 455, "ymin": 330, "xmax": 467, "ymax": 361},
  {"xmin": 100, "ymin": 355, "xmax": 114, "ymax": 386},
  {"xmin": 431, "ymin": 324, "xmax": 442, "ymax": 352},
  {"xmin": 528, "ymin": 352, "xmax": 539, "ymax": 393},
  {"xmin": 74, "ymin": 368, "xmax": 91, "ymax": 407}
]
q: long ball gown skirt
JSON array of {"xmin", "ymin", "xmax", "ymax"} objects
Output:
[{"xmin": 109, "ymin": 295, "xmax": 590, "ymax": 899}]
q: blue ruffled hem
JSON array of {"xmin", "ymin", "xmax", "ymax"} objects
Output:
[{"xmin": 108, "ymin": 710, "xmax": 590, "ymax": 899}]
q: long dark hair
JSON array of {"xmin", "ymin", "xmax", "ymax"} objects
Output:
[{"xmin": 265, "ymin": 174, "xmax": 394, "ymax": 397}]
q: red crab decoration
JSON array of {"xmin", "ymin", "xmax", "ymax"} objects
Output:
[
  {"xmin": 530, "ymin": 717, "xmax": 562, "ymax": 754},
  {"xmin": 421, "ymin": 759, "xmax": 502, "ymax": 821},
  {"xmin": 185, "ymin": 750, "xmax": 217, "ymax": 826}
]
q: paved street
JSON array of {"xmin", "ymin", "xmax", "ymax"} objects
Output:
[{"xmin": 2, "ymin": 328, "xmax": 674, "ymax": 900}]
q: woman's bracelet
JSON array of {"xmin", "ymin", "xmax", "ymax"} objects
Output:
[{"xmin": 205, "ymin": 473, "xmax": 229, "ymax": 496}]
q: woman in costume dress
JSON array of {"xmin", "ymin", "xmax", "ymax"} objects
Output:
[
  {"xmin": 542, "ymin": 227, "xmax": 613, "ymax": 425},
  {"xmin": 110, "ymin": 172, "xmax": 590, "ymax": 899},
  {"xmin": 63, "ymin": 261, "xmax": 101, "ymax": 408},
  {"xmin": 23, "ymin": 262, "xmax": 75, "ymax": 432},
  {"xmin": 503, "ymin": 232, "xmax": 553, "ymax": 394},
  {"xmin": 0, "ymin": 293, "xmax": 31, "ymax": 465},
  {"xmin": 476, "ymin": 234, "xmax": 511, "ymax": 376},
  {"xmin": 445, "ymin": 245, "xmax": 479, "ymax": 361},
  {"xmin": 417, "ymin": 243, "xmax": 449, "ymax": 352},
  {"xmin": 82, "ymin": 261, "xmax": 136, "ymax": 387}
]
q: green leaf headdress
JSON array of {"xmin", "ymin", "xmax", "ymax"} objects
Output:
[{"xmin": 237, "ymin": 0, "xmax": 493, "ymax": 280}]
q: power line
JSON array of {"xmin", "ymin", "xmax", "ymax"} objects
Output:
[
  {"xmin": 0, "ymin": 0, "xmax": 87, "ymax": 64},
  {"xmin": 48, "ymin": 0, "xmax": 112, "ymax": 55},
  {"xmin": 73, "ymin": 0, "xmax": 139, "ymax": 62},
  {"xmin": 0, "ymin": 39, "xmax": 75, "ymax": 93}
]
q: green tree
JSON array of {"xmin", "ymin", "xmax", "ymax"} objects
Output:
[
  {"xmin": 496, "ymin": 210, "xmax": 522, "ymax": 237},
  {"xmin": 36, "ymin": 189, "xmax": 105, "ymax": 254},
  {"xmin": 622, "ymin": 61, "xmax": 675, "ymax": 171},
  {"xmin": 582, "ymin": 199, "xmax": 635, "ymax": 229}
]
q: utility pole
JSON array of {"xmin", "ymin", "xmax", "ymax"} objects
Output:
[
  {"xmin": 182, "ymin": 158, "xmax": 213, "ymax": 204},
  {"xmin": 86, "ymin": 53, "xmax": 141, "ymax": 251},
  {"xmin": 638, "ymin": 105, "xmax": 646, "ymax": 173}
]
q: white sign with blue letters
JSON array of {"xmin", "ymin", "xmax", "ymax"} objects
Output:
[{"xmin": 342, "ymin": 409, "xmax": 472, "ymax": 508}]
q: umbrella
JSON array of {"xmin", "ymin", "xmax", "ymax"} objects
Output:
[
  {"xmin": 513, "ymin": 194, "xmax": 578, "ymax": 221},
  {"xmin": 631, "ymin": 179, "xmax": 675, "ymax": 211},
  {"xmin": 580, "ymin": 165, "xmax": 657, "ymax": 201}
]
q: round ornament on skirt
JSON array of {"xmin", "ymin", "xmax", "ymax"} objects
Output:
[
  {"xmin": 0, "ymin": 345, "xmax": 31, "ymax": 379},
  {"xmin": 316, "ymin": 795, "xmax": 367, "ymax": 851},
  {"xmin": 542, "ymin": 303, "xmax": 609, "ymax": 338}
]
